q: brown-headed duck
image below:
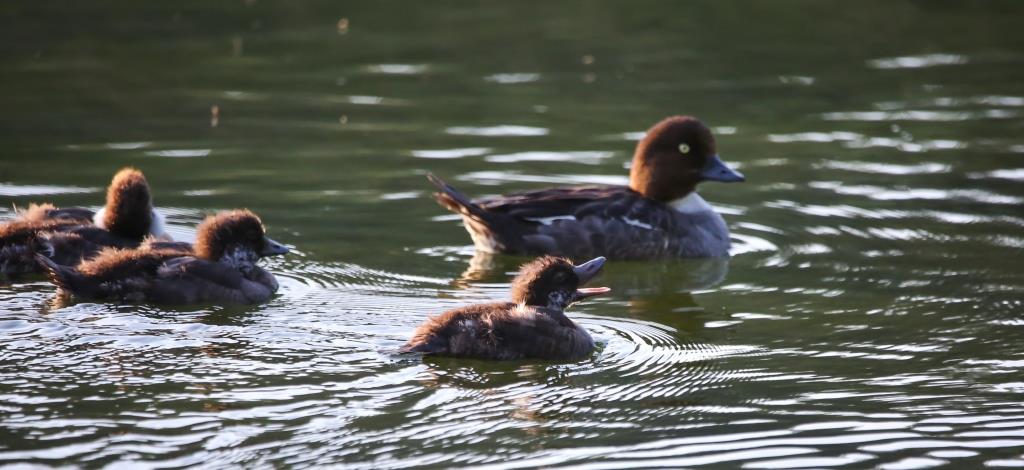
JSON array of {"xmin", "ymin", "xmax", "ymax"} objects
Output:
[
  {"xmin": 402, "ymin": 256, "xmax": 609, "ymax": 361},
  {"xmin": 0, "ymin": 168, "xmax": 169, "ymax": 276},
  {"xmin": 428, "ymin": 116, "xmax": 745, "ymax": 259},
  {"xmin": 35, "ymin": 210, "xmax": 289, "ymax": 305}
]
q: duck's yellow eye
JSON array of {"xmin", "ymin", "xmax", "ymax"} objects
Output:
[{"xmin": 678, "ymin": 143, "xmax": 690, "ymax": 154}]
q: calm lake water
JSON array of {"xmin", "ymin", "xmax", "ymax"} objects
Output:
[{"xmin": 2, "ymin": 1, "xmax": 1024, "ymax": 468}]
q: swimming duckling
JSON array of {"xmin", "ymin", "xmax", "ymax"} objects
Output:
[
  {"xmin": 36, "ymin": 210, "xmax": 289, "ymax": 305},
  {"xmin": 0, "ymin": 216, "xmax": 85, "ymax": 276},
  {"xmin": 1, "ymin": 168, "xmax": 169, "ymax": 276},
  {"xmin": 428, "ymin": 115, "xmax": 744, "ymax": 260},
  {"xmin": 402, "ymin": 256, "xmax": 609, "ymax": 361}
]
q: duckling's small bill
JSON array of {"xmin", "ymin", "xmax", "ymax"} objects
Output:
[{"xmin": 261, "ymin": 237, "xmax": 289, "ymax": 256}]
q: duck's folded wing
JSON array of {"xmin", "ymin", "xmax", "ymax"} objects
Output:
[
  {"xmin": 41, "ymin": 207, "xmax": 95, "ymax": 224},
  {"xmin": 476, "ymin": 186, "xmax": 634, "ymax": 219},
  {"xmin": 17, "ymin": 205, "xmax": 94, "ymax": 224},
  {"xmin": 156, "ymin": 258, "xmax": 275, "ymax": 304},
  {"xmin": 63, "ymin": 225, "xmax": 140, "ymax": 249},
  {"xmin": 489, "ymin": 311, "xmax": 592, "ymax": 360},
  {"xmin": 489, "ymin": 186, "xmax": 681, "ymax": 234}
]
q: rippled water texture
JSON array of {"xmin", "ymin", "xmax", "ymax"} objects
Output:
[{"xmin": 2, "ymin": 1, "xmax": 1024, "ymax": 468}]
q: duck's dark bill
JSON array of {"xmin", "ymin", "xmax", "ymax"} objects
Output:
[
  {"xmin": 700, "ymin": 154, "xmax": 745, "ymax": 183},
  {"xmin": 574, "ymin": 287, "xmax": 611, "ymax": 300},
  {"xmin": 573, "ymin": 256, "xmax": 606, "ymax": 284},
  {"xmin": 261, "ymin": 237, "xmax": 290, "ymax": 256}
]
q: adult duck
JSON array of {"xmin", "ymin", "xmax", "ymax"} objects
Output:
[{"xmin": 428, "ymin": 116, "xmax": 744, "ymax": 259}]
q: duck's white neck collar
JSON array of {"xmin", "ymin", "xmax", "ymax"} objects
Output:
[
  {"xmin": 93, "ymin": 208, "xmax": 167, "ymax": 238},
  {"xmin": 668, "ymin": 192, "xmax": 713, "ymax": 214}
]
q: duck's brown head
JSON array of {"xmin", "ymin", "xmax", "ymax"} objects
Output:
[
  {"xmin": 100, "ymin": 167, "xmax": 155, "ymax": 240},
  {"xmin": 195, "ymin": 210, "xmax": 289, "ymax": 266},
  {"xmin": 510, "ymin": 256, "xmax": 609, "ymax": 310},
  {"xmin": 628, "ymin": 116, "xmax": 744, "ymax": 202}
]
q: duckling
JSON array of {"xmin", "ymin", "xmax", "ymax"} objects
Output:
[
  {"xmin": 428, "ymin": 115, "xmax": 745, "ymax": 260},
  {"xmin": 0, "ymin": 217, "xmax": 85, "ymax": 275},
  {"xmin": 35, "ymin": 210, "xmax": 289, "ymax": 305},
  {"xmin": 402, "ymin": 256, "xmax": 609, "ymax": 361},
  {"xmin": 1, "ymin": 168, "xmax": 169, "ymax": 276}
]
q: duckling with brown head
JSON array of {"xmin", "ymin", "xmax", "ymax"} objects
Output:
[
  {"xmin": 36, "ymin": 209, "xmax": 289, "ymax": 305},
  {"xmin": 402, "ymin": 256, "xmax": 609, "ymax": 361},
  {"xmin": 1, "ymin": 167, "xmax": 170, "ymax": 277}
]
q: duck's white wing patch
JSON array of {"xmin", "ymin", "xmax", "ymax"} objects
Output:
[
  {"xmin": 92, "ymin": 207, "xmax": 170, "ymax": 239},
  {"xmin": 669, "ymin": 192, "xmax": 714, "ymax": 214},
  {"xmin": 524, "ymin": 215, "xmax": 577, "ymax": 225},
  {"xmin": 149, "ymin": 210, "xmax": 168, "ymax": 238},
  {"xmin": 92, "ymin": 207, "xmax": 107, "ymax": 229},
  {"xmin": 621, "ymin": 217, "xmax": 655, "ymax": 230}
]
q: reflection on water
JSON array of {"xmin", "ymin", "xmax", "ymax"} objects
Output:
[{"xmin": 2, "ymin": 1, "xmax": 1024, "ymax": 468}]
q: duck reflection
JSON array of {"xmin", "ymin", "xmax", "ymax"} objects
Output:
[{"xmin": 458, "ymin": 251, "xmax": 728, "ymax": 292}]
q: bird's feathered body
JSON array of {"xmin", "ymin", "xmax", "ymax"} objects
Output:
[
  {"xmin": 427, "ymin": 115, "xmax": 744, "ymax": 260},
  {"xmin": 1, "ymin": 168, "xmax": 169, "ymax": 277},
  {"xmin": 36, "ymin": 210, "xmax": 287, "ymax": 305},
  {"xmin": 402, "ymin": 256, "xmax": 607, "ymax": 361},
  {"xmin": 404, "ymin": 302, "xmax": 594, "ymax": 360},
  {"xmin": 433, "ymin": 182, "xmax": 730, "ymax": 259}
]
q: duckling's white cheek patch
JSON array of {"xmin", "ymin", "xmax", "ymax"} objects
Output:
[
  {"xmin": 221, "ymin": 247, "xmax": 259, "ymax": 269},
  {"xmin": 548, "ymin": 291, "xmax": 571, "ymax": 309}
]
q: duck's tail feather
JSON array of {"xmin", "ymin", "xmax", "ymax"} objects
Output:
[
  {"xmin": 427, "ymin": 173, "xmax": 487, "ymax": 221},
  {"xmin": 34, "ymin": 254, "xmax": 92, "ymax": 296},
  {"xmin": 427, "ymin": 173, "xmax": 515, "ymax": 252}
]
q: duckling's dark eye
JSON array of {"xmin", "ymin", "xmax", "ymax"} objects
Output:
[
  {"xmin": 553, "ymin": 272, "xmax": 568, "ymax": 283},
  {"xmin": 678, "ymin": 143, "xmax": 690, "ymax": 155}
]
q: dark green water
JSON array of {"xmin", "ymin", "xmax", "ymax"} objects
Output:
[{"xmin": 2, "ymin": 1, "xmax": 1024, "ymax": 468}]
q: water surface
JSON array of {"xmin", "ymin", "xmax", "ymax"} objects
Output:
[{"xmin": 2, "ymin": 1, "xmax": 1024, "ymax": 468}]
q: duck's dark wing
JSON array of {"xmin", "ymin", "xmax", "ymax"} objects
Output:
[
  {"xmin": 428, "ymin": 175, "xmax": 718, "ymax": 259},
  {"xmin": 487, "ymin": 307, "xmax": 595, "ymax": 360},
  {"xmin": 478, "ymin": 185, "xmax": 680, "ymax": 230},
  {"xmin": 476, "ymin": 186, "xmax": 633, "ymax": 218},
  {"xmin": 402, "ymin": 302, "xmax": 513, "ymax": 357},
  {"xmin": 40, "ymin": 225, "xmax": 143, "ymax": 266},
  {"xmin": 154, "ymin": 257, "xmax": 278, "ymax": 304},
  {"xmin": 2, "ymin": 219, "xmax": 86, "ymax": 275},
  {"xmin": 38, "ymin": 207, "xmax": 95, "ymax": 224},
  {"xmin": 141, "ymin": 239, "xmax": 193, "ymax": 253},
  {"xmin": 36, "ymin": 248, "xmax": 181, "ymax": 299},
  {"xmin": 61, "ymin": 226, "xmax": 140, "ymax": 249},
  {"xmin": 403, "ymin": 303, "xmax": 595, "ymax": 361},
  {"xmin": 41, "ymin": 232, "xmax": 103, "ymax": 266},
  {"xmin": 16, "ymin": 205, "xmax": 94, "ymax": 224}
]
